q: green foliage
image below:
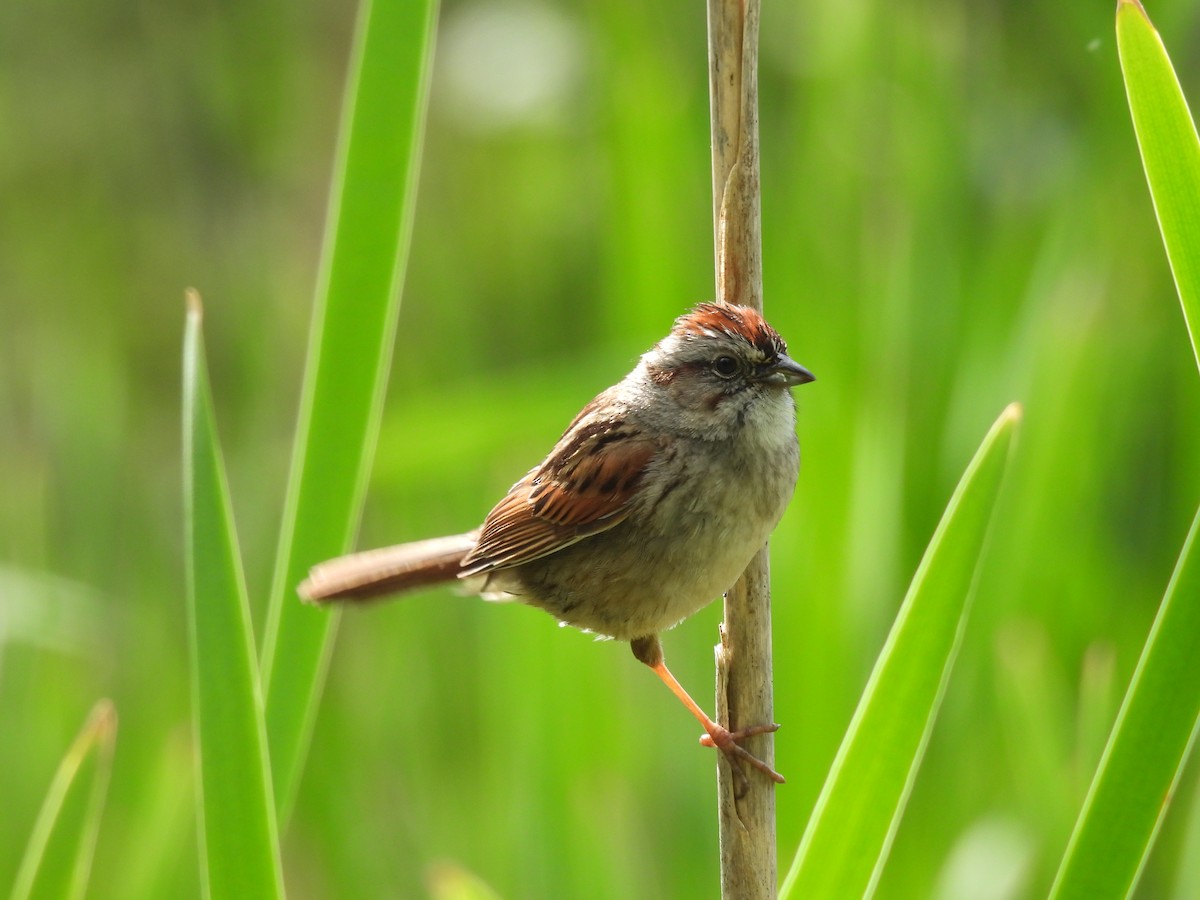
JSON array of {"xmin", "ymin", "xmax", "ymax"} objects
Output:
[
  {"xmin": 4, "ymin": 0, "xmax": 1200, "ymax": 897},
  {"xmin": 183, "ymin": 297, "xmax": 284, "ymax": 899},
  {"xmin": 1049, "ymin": 509, "xmax": 1200, "ymax": 899},
  {"xmin": 781, "ymin": 404, "xmax": 1019, "ymax": 898},
  {"xmin": 1047, "ymin": 5, "xmax": 1200, "ymax": 896},
  {"xmin": 10, "ymin": 701, "xmax": 116, "ymax": 900},
  {"xmin": 1115, "ymin": 0, "xmax": 1200, "ymax": 371},
  {"xmin": 258, "ymin": 0, "xmax": 439, "ymax": 822}
]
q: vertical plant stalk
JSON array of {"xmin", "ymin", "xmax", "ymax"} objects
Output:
[{"xmin": 707, "ymin": 0, "xmax": 776, "ymax": 897}]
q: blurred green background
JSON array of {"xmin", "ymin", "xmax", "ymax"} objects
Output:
[{"xmin": 3, "ymin": 0, "xmax": 1200, "ymax": 897}]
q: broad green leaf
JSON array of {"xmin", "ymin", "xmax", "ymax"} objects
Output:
[
  {"xmin": 779, "ymin": 404, "xmax": 1020, "ymax": 899},
  {"xmin": 258, "ymin": 0, "xmax": 439, "ymax": 820},
  {"xmin": 10, "ymin": 700, "xmax": 116, "ymax": 900},
  {"xmin": 1048, "ymin": 506, "xmax": 1200, "ymax": 899},
  {"xmin": 183, "ymin": 295, "xmax": 284, "ymax": 900},
  {"xmin": 1117, "ymin": 0, "xmax": 1200, "ymax": 372}
]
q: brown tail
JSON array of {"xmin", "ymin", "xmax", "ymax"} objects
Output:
[{"xmin": 298, "ymin": 532, "xmax": 479, "ymax": 602}]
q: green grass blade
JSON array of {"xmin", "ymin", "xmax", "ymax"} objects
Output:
[
  {"xmin": 10, "ymin": 700, "xmax": 116, "ymax": 900},
  {"xmin": 258, "ymin": 0, "xmax": 439, "ymax": 820},
  {"xmin": 1048, "ymin": 507, "xmax": 1200, "ymax": 899},
  {"xmin": 1117, "ymin": 0, "xmax": 1200, "ymax": 371},
  {"xmin": 779, "ymin": 404, "xmax": 1021, "ymax": 899},
  {"xmin": 183, "ymin": 295, "xmax": 284, "ymax": 900}
]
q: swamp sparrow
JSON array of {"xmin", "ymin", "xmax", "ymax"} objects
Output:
[{"xmin": 300, "ymin": 302, "xmax": 814, "ymax": 782}]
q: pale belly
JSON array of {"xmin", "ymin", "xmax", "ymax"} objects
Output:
[{"xmin": 490, "ymin": 433, "xmax": 799, "ymax": 641}]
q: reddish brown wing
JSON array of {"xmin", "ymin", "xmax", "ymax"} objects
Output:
[{"xmin": 459, "ymin": 414, "xmax": 659, "ymax": 576}]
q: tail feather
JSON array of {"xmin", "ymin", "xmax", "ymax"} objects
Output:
[{"xmin": 298, "ymin": 532, "xmax": 479, "ymax": 603}]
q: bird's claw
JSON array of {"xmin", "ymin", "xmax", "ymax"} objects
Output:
[{"xmin": 699, "ymin": 722, "xmax": 785, "ymax": 784}]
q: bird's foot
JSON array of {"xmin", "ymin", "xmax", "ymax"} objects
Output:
[{"xmin": 699, "ymin": 722, "xmax": 785, "ymax": 784}]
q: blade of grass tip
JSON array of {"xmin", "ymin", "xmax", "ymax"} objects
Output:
[
  {"xmin": 779, "ymin": 403, "xmax": 1021, "ymax": 900},
  {"xmin": 258, "ymin": 0, "xmax": 439, "ymax": 822},
  {"xmin": 183, "ymin": 292, "xmax": 284, "ymax": 900},
  {"xmin": 1048, "ymin": 506, "xmax": 1200, "ymax": 900},
  {"xmin": 1117, "ymin": 0, "xmax": 1200, "ymax": 371},
  {"xmin": 10, "ymin": 700, "xmax": 117, "ymax": 900}
]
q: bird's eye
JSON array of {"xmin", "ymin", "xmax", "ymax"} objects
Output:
[{"xmin": 712, "ymin": 356, "xmax": 739, "ymax": 378}]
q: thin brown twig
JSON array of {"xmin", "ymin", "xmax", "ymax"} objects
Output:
[{"xmin": 707, "ymin": 0, "xmax": 777, "ymax": 897}]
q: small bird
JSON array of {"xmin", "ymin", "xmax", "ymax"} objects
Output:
[{"xmin": 300, "ymin": 302, "xmax": 814, "ymax": 782}]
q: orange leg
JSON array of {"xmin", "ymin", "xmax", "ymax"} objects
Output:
[{"xmin": 631, "ymin": 636, "xmax": 784, "ymax": 784}]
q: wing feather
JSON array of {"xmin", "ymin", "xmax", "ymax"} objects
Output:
[{"xmin": 460, "ymin": 408, "xmax": 659, "ymax": 576}]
